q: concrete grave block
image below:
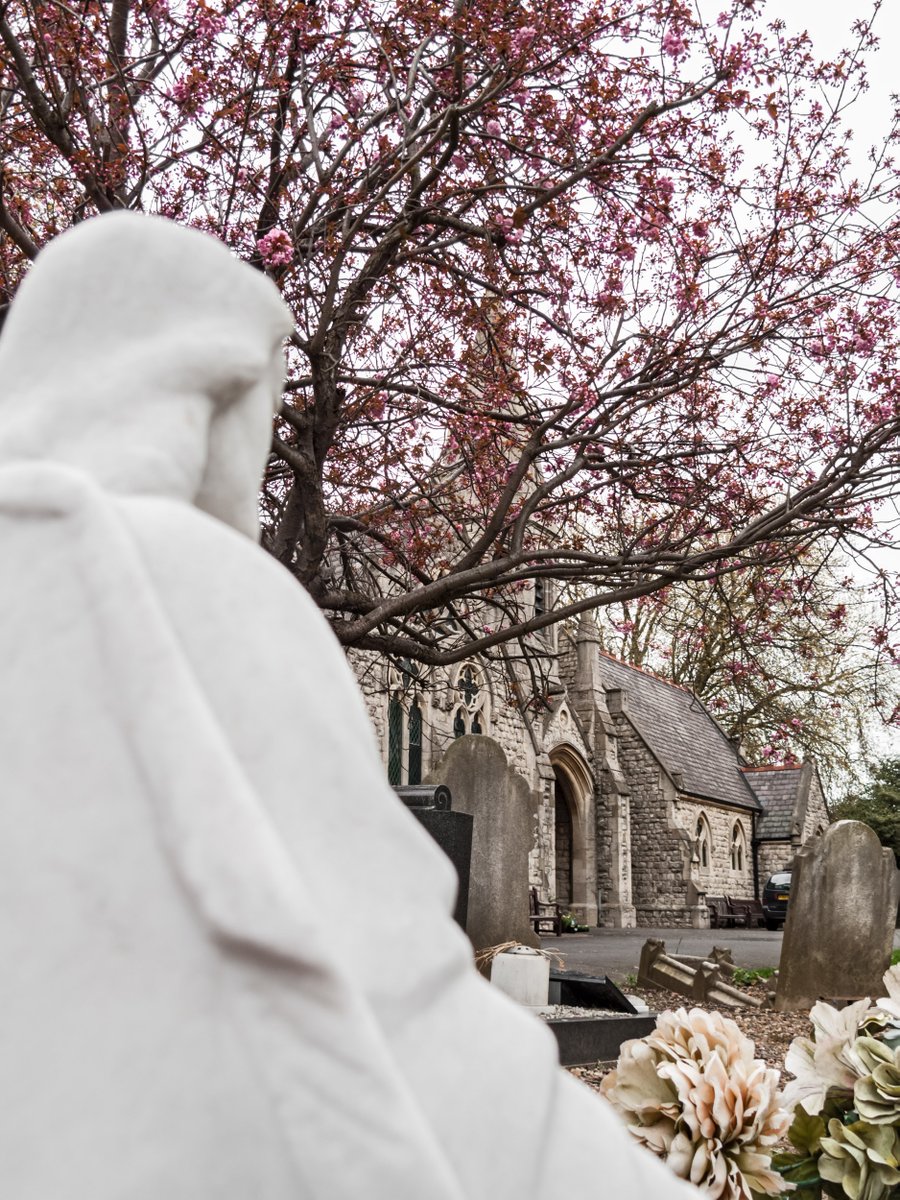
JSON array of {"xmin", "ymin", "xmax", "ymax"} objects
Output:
[
  {"xmin": 775, "ymin": 820, "xmax": 900, "ymax": 1011},
  {"xmin": 490, "ymin": 947, "xmax": 550, "ymax": 1006}
]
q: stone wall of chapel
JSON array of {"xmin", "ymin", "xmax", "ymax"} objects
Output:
[
  {"xmin": 802, "ymin": 772, "xmax": 829, "ymax": 840},
  {"xmin": 675, "ymin": 799, "xmax": 754, "ymax": 898},
  {"xmin": 755, "ymin": 772, "xmax": 829, "ymax": 893},
  {"xmin": 610, "ymin": 714, "xmax": 693, "ymax": 926},
  {"xmin": 350, "ymin": 648, "xmax": 540, "ymax": 795},
  {"xmin": 757, "ymin": 841, "xmax": 795, "ymax": 886}
]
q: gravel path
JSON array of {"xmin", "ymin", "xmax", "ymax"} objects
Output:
[{"xmin": 567, "ymin": 980, "xmax": 811, "ymax": 1093}]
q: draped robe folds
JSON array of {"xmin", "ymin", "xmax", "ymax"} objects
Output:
[{"xmin": 0, "ymin": 213, "xmax": 694, "ymax": 1199}]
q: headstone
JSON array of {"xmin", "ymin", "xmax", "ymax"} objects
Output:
[
  {"xmin": 427, "ymin": 735, "xmax": 540, "ymax": 954},
  {"xmin": 775, "ymin": 820, "xmax": 900, "ymax": 1011}
]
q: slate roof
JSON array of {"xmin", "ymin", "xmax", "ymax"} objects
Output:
[
  {"xmin": 598, "ymin": 653, "xmax": 760, "ymax": 811},
  {"xmin": 741, "ymin": 766, "xmax": 804, "ymax": 838}
]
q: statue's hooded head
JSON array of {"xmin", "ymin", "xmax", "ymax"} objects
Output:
[{"xmin": 0, "ymin": 212, "xmax": 294, "ymax": 538}]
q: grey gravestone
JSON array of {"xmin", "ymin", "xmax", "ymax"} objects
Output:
[
  {"xmin": 775, "ymin": 820, "xmax": 900, "ymax": 1011},
  {"xmin": 427, "ymin": 735, "xmax": 539, "ymax": 954}
]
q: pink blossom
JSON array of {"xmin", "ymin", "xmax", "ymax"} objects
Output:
[
  {"xmin": 257, "ymin": 227, "xmax": 293, "ymax": 267},
  {"xmin": 662, "ymin": 30, "xmax": 687, "ymax": 58},
  {"xmin": 192, "ymin": 1, "xmax": 225, "ymax": 39},
  {"xmin": 485, "ymin": 119, "xmax": 502, "ymax": 137},
  {"xmin": 451, "ymin": 153, "xmax": 467, "ymax": 171},
  {"xmin": 510, "ymin": 26, "xmax": 536, "ymax": 56}
]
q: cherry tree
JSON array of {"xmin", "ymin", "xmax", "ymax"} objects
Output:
[
  {"xmin": 2, "ymin": 0, "xmax": 899, "ymax": 674},
  {"xmin": 597, "ymin": 552, "xmax": 899, "ymax": 787}
]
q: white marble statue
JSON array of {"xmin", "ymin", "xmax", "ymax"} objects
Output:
[{"xmin": 0, "ymin": 213, "xmax": 693, "ymax": 1198}]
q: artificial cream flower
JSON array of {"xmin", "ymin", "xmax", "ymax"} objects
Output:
[
  {"xmin": 853, "ymin": 1037, "xmax": 900, "ymax": 1125},
  {"xmin": 601, "ymin": 1008, "xmax": 790, "ymax": 1199},
  {"xmin": 818, "ymin": 1119, "xmax": 900, "ymax": 1200},
  {"xmin": 781, "ymin": 998, "xmax": 875, "ymax": 1115}
]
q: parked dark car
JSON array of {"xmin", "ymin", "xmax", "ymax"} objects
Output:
[{"xmin": 761, "ymin": 871, "xmax": 791, "ymax": 930}]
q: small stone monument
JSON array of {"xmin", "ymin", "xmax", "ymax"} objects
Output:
[
  {"xmin": 427, "ymin": 735, "xmax": 540, "ymax": 954},
  {"xmin": 775, "ymin": 820, "xmax": 900, "ymax": 1011},
  {"xmin": 491, "ymin": 947, "xmax": 550, "ymax": 1007}
]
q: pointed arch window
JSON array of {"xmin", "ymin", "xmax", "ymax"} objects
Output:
[
  {"xmin": 695, "ymin": 815, "xmax": 712, "ymax": 872},
  {"xmin": 408, "ymin": 700, "xmax": 422, "ymax": 784},
  {"xmin": 730, "ymin": 822, "xmax": 746, "ymax": 872},
  {"xmin": 534, "ymin": 577, "xmax": 546, "ymax": 618},
  {"xmin": 388, "ymin": 692, "xmax": 403, "ymax": 785},
  {"xmin": 384, "ymin": 664, "xmax": 427, "ymax": 785}
]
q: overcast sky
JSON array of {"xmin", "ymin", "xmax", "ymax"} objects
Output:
[
  {"xmin": 778, "ymin": 2, "xmax": 897, "ymax": 153},
  {"xmin": 748, "ymin": 5, "xmax": 900, "ymax": 767}
]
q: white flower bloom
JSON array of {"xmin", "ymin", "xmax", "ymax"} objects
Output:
[
  {"xmin": 879, "ymin": 964, "xmax": 900, "ymax": 1019},
  {"xmin": 601, "ymin": 1008, "xmax": 791, "ymax": 1200},
  {"xmin": 781, "ymin": 998, "xmax": 875, "ymax": 1115}
]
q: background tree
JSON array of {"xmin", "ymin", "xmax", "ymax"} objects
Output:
[
  {"xmin": 596, "ymin": 552, "xmax": 898, "ymax": 789},
  {"xmin": 2, "ymin": 0, "xmax": 899, "ymax": 682},
  {"xmin": 830, "ymin": 757, "xmax": 900, "ymax": 864}
]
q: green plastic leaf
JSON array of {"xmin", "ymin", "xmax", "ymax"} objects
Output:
[{"xmin": 787, "ymin": 1108, "xmax": 827, "ymax": 1156}]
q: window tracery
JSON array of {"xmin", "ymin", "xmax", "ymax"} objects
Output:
[{"xmin": 452, "ymin": 663, "xmax": 490, "ymax": 738}]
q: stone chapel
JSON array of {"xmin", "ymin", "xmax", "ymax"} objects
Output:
[{"xmin": 355, "ymin": 610, "xmax": 828, "ymax": 929}]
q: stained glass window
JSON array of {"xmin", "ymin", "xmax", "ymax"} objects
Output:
[
  {"xmin": 453, "ymin": 708, "xmax": 467, "ymax": 738},
  {"xmin": 408, "ymin": 700, "xmax": 422, "ymax": 784},
  {"xmin": 388, "ymin": 692, "xmax": 403, "ymax": 785},
  {"xmin": 471, "ymin": 711, "xmax": 482, "ymax": 734}
]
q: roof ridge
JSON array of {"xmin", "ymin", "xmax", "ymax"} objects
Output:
[{"xmin": 740, "ymin": 764, "xmax": 805, "ymax": 773}]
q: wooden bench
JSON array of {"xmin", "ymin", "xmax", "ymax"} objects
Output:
[
  {"xmin": 726, "ymin": 897, "xmax": 766, "ymax": 928},
  {"xmin": 529, "ymin": 887, "xmax": 562, "ymax": 936},
  {"xmin": 706, "ymin": 896, "xmax": 736, "ymax": 929}
]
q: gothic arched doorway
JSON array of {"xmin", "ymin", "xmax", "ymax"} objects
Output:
[
  {"xmin": 549, "ymin": 744, "xmax": 597, "ymax": 926},
  {"xmin": 554, "ymin": 774, "xmax": 574, "ymax": 909}
]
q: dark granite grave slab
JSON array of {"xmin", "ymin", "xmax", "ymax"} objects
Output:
[
  {"xmin": 411, "ymin": 809, "xmax": 473, "ymax": 929},
  {"xmin": 547, "ymin": 1013, "xmax": 656, "ymax": 1067},
  {"xmin": 393, "ymin": 783, "xmax": 473, "ymax": 930},
  {"xmin": 548, "ymin": 970, "xmax": 637, "ymax": 1013}
]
